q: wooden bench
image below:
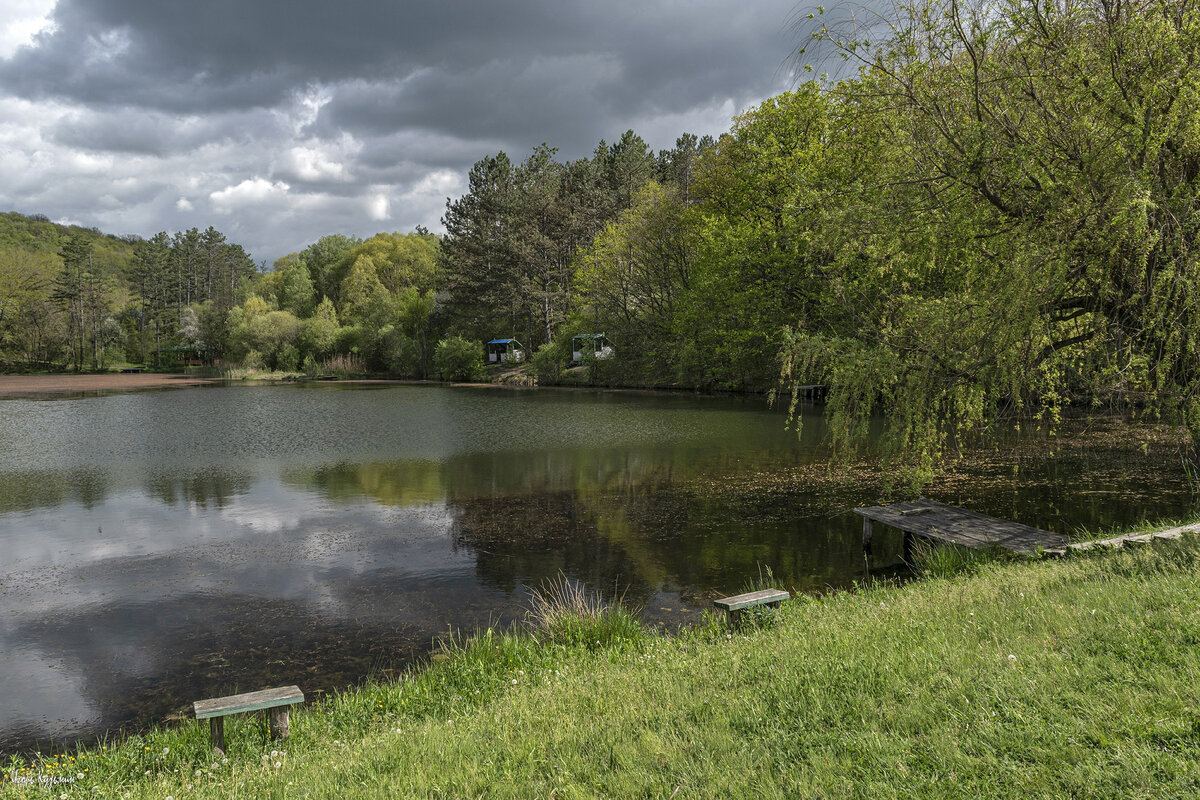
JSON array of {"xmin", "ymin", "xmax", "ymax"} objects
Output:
[
  {"xmin": 193, "ymin": 685, "xmax": 304, "ymax": 754},
  {"xmin": 713, "ymin": 588, "xmax": 790, "ymax": 628}
]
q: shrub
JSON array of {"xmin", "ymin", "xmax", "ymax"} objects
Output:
[
  {"xmin": 530, "ymin": 340, "xmax": 567, "ymax": 385},
  {"xmin": 433, "ymin": 336, "xmax": 484, "ymax": 382},
  {"xmin": 276, "ymin": 344, "xmax": 300, "ymax": 372}
]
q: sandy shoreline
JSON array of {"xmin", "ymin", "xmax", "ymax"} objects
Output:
[{"xmin": 0, "ymin": 373, "xmax": 224, "ymax": 396}]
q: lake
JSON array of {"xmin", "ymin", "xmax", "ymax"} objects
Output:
[{"xmin": 0, "ymin": 383, "xmax": 1191, "ymax": 752}]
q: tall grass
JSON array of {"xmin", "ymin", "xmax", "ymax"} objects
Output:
[
  {"xmin": 907, "ymin": 538, "xmax": 1007, "ymax": 578},
  {"xmin": 527, "ymin": 573, "xmax": 645, "ymax": 649},
  {"xmin": 316, "ymin": 354, "xmax": 365, "ymax": 377}
]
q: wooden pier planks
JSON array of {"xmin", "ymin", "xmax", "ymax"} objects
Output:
[{"xmin": 854, "ymin": 499, "xmax": 1067, "ymax": 556}]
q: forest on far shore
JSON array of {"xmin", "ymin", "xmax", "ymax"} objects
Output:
[{"xmin": 2, "ymin": 0, "xmax": 1199, "ymax": 475}]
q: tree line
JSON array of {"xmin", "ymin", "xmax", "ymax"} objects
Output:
[{"xmin": 1, "ymin": 0, "xmax": 1197, "ymax": 474}]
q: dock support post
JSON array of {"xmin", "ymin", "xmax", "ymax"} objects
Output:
[{"xmin": 862, "ymin": 518, "xmax": 873, "ymax": 571}]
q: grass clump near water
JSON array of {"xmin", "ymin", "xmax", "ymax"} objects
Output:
[
  {"xmin": 907, "ymin": 538, "xmax": 1010, "ymax": 579},
  {"xmin": 6, "ymin": 535, "xmax": 1200, "ymax": 798}
]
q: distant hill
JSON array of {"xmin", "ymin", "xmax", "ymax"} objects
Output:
[
  {"xmin": 0, "ymin": 211, "xmax": 253, "ymax": 371},
  {"xmin": 0, "ymin": 211, "xmax": 138, "ymax": 276}
]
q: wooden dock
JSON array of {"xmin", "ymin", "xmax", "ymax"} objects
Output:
[
  {"xmin": 854, "ymin": 499, "xmax": 1199, "ymax": 564},
  {"xmin": 854, "ymin": 498, "xmax": 1066, "ymax": 562}
]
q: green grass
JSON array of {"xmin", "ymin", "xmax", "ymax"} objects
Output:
[{"xmin": 6, "ymin": 533, "xmax": 1200, "ymax": 798}]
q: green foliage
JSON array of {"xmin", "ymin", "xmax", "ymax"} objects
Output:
[
  {"xmin": 298, "ymin": 234, "xmax": 362, "ymax": 305},
  {"xmin": 433, "ymin": 335, "xmax": 484, "ymax": 381},
  {"xmin": 908, "ymin": 540, "xmax": 1006, "ymax": 579},
  {"xmin": 774, "ymin": 0, "xmax": 1200, "ymax": 481},
  {"xmin": 227, "ymin": 295, "xmax": 301, "ymax": 370},
  {"xmin": 338, "ymin": 254, "xmax": 393, "ymax": 326},
  {"xmin": 575, "ymin": 181, "xmax": 695, "ymax": 384},
  {"xmin": 301, "ymin": 296, "xmax": 340, "ymax": 358},
  {"xmin": 529, "ymin": 338, "xmax": 568, "ymax": 384},
  {"xmin": 395, "ymin": 287, "xmax": 437, "ymax": 378},
  {"xmin": 440, "ymin": 135, "xmax": 660, "ymax": 347},
  {"xmin": 270, "ymin": 253, "xmax": 316, "ymax": 317},
  {"xmin": 526, "ymin": 574, "xmax": 644, "ymax": 650}
]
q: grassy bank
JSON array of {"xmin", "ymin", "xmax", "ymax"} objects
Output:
[{"xmin": 6, "ymin": 535, "xmax": 1200, "ymax": 799}]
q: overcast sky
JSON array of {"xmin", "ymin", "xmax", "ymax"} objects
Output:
[{"xmin": 0, "ymin": 0, "xmax": 804, "ymax": 264}]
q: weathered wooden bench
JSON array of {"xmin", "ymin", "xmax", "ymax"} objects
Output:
[
  {"xmin": 193, "ymin": 685, "xmax": 304, "ymax": 754},
  {"xmin": 713, "ymin": 588, "xmax": 790, "ymax": 628}
]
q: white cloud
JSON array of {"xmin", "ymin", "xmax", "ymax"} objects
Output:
[
  {"xmin": 209, "ymin": 177, "xmax": 291, "ymax": 214},
  {"xmin": 284, "ymin": 144, "xmax": 349, "ymax": 182},
  {"xmin": 0, "ymin": 0, "xmax": 57, "ymax": 59},
  {"xmin": 365, "ymin": 191, "xmax": 389, "ymax": 221},
  {"xmin": 410, "ymin": 169, "xmax": 461, "ymax": 197},
  {"xmin": 175, "ymin": 196, "xmax": 193, "ymax": 211}
]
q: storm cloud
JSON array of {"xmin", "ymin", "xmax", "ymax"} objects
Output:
[{"xmin": 0, "ymin": 0, "xmax": 805, "ymax": 262}]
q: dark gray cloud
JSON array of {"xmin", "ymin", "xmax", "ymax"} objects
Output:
[{"xmin": 0, "ymin": 0, "xmax": 805, "ymax": 261}]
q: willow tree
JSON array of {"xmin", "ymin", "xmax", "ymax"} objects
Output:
[{"xmin": 780, "ymin": 0, "xmax": 1200, "ymax": 481}]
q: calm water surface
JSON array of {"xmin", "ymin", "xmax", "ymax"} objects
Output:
[{"xmin": 0, "ymin": 383, "xmax": 1190, "ymax": 751}]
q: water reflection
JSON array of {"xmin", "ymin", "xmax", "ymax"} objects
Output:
[{"xmin": 0, "ymin": 385, "xmax": 1190, "ymax": 752}]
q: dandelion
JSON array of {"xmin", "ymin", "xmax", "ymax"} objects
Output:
[
  {"xmin": 161, "ymin": 747, "xmax": 169, "ymax": 756},
  {"xmin": 1008, "ymin": 654, "xmax": 1017, "ymax": 661},
  {"xmin": 274, "ymin": 762, "xmax": 282, "ymax": 769},
  {"xmin": 511, "ymin": 679, "xmax": 518, "ymax": 685}
]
